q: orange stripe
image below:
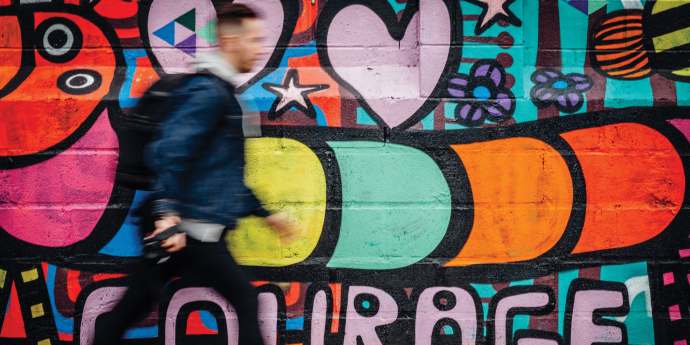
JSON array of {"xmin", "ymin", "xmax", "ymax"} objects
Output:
[
  {"xmin": 596, "ymin": 37, "xmax": 642, "ymax": 50},
  {"xmin": 607, "ymin": 58, "xmax": 649, "ymax": 76},
  {"xmin": 115, "ymin": 27, "xmax": 140, "ymax": 38},
  {"xmin": 622, "ymin": 68, "xmax": 652, "ymax": 79},
  {"xmin": 595, "ymin": 23, "xmax": 642, "ymax": 38},
  {"xmin": 596, "ymin": 45, "xmax": 641, "ymax": 61},
  {"xmin": 603, "ymin": 14, "xmax": 642, "ymax": 26},
  {"xmin": 601, "ymin": 50, "xmax": 646, "ymax": 70},
  {"xmin": 603, "ymin": 30, "xmax": 643, "ymax": 41}
]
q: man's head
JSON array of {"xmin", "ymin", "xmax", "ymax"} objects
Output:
[{"xmin": 216, "ymin": 4, "xmax": 263, "ymax": 73}]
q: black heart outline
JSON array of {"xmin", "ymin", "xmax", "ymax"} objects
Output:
[
  {"xmin": 316, "ymin": 0, "xmax": 463, "ymax": 131},
  {"xmin": 138, "ymin": 0, "xmax": 300, "ymax": 94}
]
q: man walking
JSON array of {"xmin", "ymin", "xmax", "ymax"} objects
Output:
[{"xmin": 94, "ymin": 4, "xmax": 293, "ymax": 344}]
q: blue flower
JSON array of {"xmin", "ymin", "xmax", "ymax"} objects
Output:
[
  {"xmin": 447, "ymin": 60, "xmax": 515, "ymax": 127},
  {"xmin": 530, "ymin": 69, "xmax": 593, "ymax": 113}
]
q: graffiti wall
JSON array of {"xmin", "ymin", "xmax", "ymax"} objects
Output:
[{"xmin": 1, "ymin": 0, "xmax": 690, "ymax": 344}]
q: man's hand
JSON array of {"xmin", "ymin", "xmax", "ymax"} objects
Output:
[
  {"xmin": 266, "ymin": 212, "xmax": 304, "ymax": 245},
  {"xmin": 154, "ymin": 215, "xmax": 186, "ymax": 252}
]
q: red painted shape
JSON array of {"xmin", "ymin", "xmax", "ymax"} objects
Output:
[
  {"xmin": 92, "ymin": 273, "xmax": 127, "ymax": 282},
  {"xmin": 0, "ymin": 0, "xmax": 11, "ymax": 5},
  {"xmin": 328, "ymin": 283, "xmax": 341, "ymax": 333},
  {"xmin": 284, "ymin": 282, "xmax": 301, "ymax": 306},
  {"xmin": 67, "ymin": 269, "xmax": 81, "ymax": 302},
  {"xmin": 288, "ymin": 54, "xmax": 342, "ymax": 127},
  {"xmin": 186, "ymin": 311, "xmax": 218, "ymax": 335},
  {"xmin": 58, "ymin": 332, "xmax": 74, "ymax": 341},
  {"xmin": 41, "ymin": 262, "xmax": 49, "ymax": 282},
  {"xmin": 294, "ymin": 0, "xmax": 318, "ymax": 35},
  {"xmin": 0, "ymin": 282, "xmax": 26, "ymax": 338},
  {"xmin": 64, "ymin": 0, "xmax": 80, "ymax": 4},
  {"xmin": 94, "ymin": 0, "xmax": 138, "ymax": 19},
  {"xmin": 562, "ymin": 123, "xmax": 685, "ymax": 253}
]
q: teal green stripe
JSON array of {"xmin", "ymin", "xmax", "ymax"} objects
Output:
[
  {"xmin": 558, "ymin": 269, "xmax": 579, "ymax": 335},
  {"xmin": 558, "ymin": 0, "xmax": 589, "ymax": 115},
  {"xmin": 326, "ymin": 142, "xmax": 452, "ymax": 269},
  {"xmin": 677, "ymin": 81, "xmax": 690, "ymax": 106}
]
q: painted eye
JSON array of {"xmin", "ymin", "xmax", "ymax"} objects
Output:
[
  {"xmin": 35, "ymin": 18, "xmax": 83, "ymax": 63},
  {"xmin": 57, "ymin": 70, "xmax": 102, "ymax": 95}
]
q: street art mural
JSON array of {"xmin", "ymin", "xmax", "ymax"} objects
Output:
[{"xmin": 1, "ymin": 0, "xmax": 690, "ymax": 344}]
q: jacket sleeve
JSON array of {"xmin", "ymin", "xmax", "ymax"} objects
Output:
[{"xmin": 145, "ymin": 77, "xmax": 223, "ymax": 215}]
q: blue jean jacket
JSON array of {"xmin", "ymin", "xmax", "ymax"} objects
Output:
[{"xmin": 145, "ymin": 75, "xmax": 269, "ymax": 226}]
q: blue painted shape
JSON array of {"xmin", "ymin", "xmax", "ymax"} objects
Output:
[
  {"xmin": 558, "ymin": 269, "xmax": 579, "ymax": 335},
  {"xmin": 362, "ymin": 301, "xmax": 370, "ymax": 309},
  {"xmin": 286, "ymin": 316, "xmax": 305, "ymax": 330},
  {"xmin": 119, "ymin": 49, "xmax": 148, "ymax": 109},
  {"xmin": 123, "ymin": 325, "xmax": 158, "ymax": 339},
  {"xmin": 314, "ymin": 104, "xmax": 328, "ymax": 126},
  {"xmin": 199, "ymin": 310, "xmax": 218, "ymax": 331},
  {"xmin": 443, "ymin": 325, "xmax": 454, "ymax": 335},
  {"xmin": 473, "ymin": 86, "xmax": 490, "ymax": 100},
  {"xmin": 552, "ymin": 81, "xmax": 568, "ymax": 89},
  {"xmin": 153, "ymin": 21, "xmax": 175, "ymax": 46},
  {"xmin": 99, "ymin": 190, "xmax": 151, "ymax": 257},
  {"xmin": 46, "ymin": 264, "xmax": 74, "ymax": 334},
  {"xmin": 356, "ymin": 107, "xmax": 378, "ymax": 126},
  {"xmin": 421, "ymin": 112, "xmax": 434, "ymax": 130}
]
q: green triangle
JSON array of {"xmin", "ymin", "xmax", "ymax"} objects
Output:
[
  {"xmin": 588, "ymin": 0, "xmax": 607, "ymax": 15},
  {"xmin": 175, "ymin": 8, "xmax": 196, "ymax": 31},
  {"xmin": 195, "ymin": 19, "xmax": 217, "ymax": 45}
]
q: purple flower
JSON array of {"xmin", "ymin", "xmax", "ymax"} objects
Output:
[
  {"xmin": 530, "ymin": 69, "xmax": 593, "ymax": 113},
  {"xmin": 447, "ymin": 60, "xmax": 515, "ymax": 127}
]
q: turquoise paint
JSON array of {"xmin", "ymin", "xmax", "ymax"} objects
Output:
[
  {"xmin": 362, "ymin": 300, "xmax": 370, "ymax": 309},
  {"xmin": 357, "ymin": 107, "xmax": 378, "ymax": 126},
  {"xmin": 677, "ymin": 82, "xmax": 690, "ymax": 106},
  {"xmin": 558, "ymin": 269, "xmax": 579, "ymax": 335},
  {"xmin": 558, "ymin": 0, "xmax": 589, "ymax": 115},
  {"xmin": 443, "ymin": 325, "xmax": 454, "ymax": 335},
  {"xmin": 386, "ymin": 0, "xmax": 406, "ymax": 14},
  {"xmin": 552, "ymin": 81, "xmax": 568, "ymax": 89},
  {"xmin": 604, "ymin": 78, "xmax": 654, "ymax": 108},
  {"xmin": 470, "ymin": 284, "xmax": 498, "ymax": 298},
  {"xmin": 421, "ymin": 111, "xmax": 434, "ymax": 130},
  {"xmin": 326, "ymin": 142, "xmax": 452, "ymax": 269},
  {"xmin": 510, "ymin": 279, "xmax": 534, "ymax": 287},
  {"xmin": 600, "ymin": 262, "xmax": 653, "ymax": 345}
]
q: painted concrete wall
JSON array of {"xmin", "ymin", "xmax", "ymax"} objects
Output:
[{"xmin": 1, "ymin": 0, "xmax": 690, "ymax": 344}]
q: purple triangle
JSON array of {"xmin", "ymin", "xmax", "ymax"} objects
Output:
[
  {"xmin": 174, "ymin": 34, "xmax": 196, "ymax": 56},
  {"xmin": 568, "ymin": 0, "xmax": 587, "ymax": 14}
]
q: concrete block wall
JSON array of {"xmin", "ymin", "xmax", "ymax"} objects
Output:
[{"xmin": 0, "ymin": 0, "xmax": 689, "ymax": 343}]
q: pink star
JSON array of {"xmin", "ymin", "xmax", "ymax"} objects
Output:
[{"xmin": 465, "ymin": 0, "xmax": 522, "ymax": 35}]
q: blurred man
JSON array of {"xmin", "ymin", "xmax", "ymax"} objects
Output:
[{"xmin": 95, "ymin": 4, "xmax": 294, "ymax": 345}]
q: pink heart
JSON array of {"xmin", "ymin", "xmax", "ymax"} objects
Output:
[{"xmin": 325, "ymin": 0, "xmax": 451, "ymax": 128}]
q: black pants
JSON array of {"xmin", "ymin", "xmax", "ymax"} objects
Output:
[{"xmin": 93, "ymin": 237, "xmax": 263, "ymax": 345}]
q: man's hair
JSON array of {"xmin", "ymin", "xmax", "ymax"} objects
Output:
[{"xmin": 216, "ymin": 3, "xmax": 257, "ymax": 32}]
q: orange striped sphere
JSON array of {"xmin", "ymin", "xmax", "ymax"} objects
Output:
[{"xmin": 589, "ymin": 10, "xmax": 651, "ymax": 80}]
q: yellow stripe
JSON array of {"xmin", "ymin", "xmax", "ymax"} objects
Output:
[
  {"xmin": 21, "ymin": 268, "xmax": 38, "ymax": 283},
  {"xmin": 653, "ymin": 26, "xmax": 690, "ymax": 52},
  {"xmin": 0, "ymin": 269, "xmax": 5, "ymax": 289},
  {"xmin": 673, "ymin": 66, "xmax": 690, "ymax": 76},
  {"xmin": 652, "ymin": 0, "xmax": 690, "ymax": 14}
]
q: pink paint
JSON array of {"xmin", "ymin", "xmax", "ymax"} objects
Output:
[
  {"xmin": 668, "ymin": 119, "xmax": 690, "ymax": 141},
  {"xmin": 674, "ymin": 340, "xmax": 687, "ymax": 345},
  {"xmin": 679, "ymin": 249, "xmax": 690, "ymax": 258},
  {"xmin": 415, "ymin": 287, "xmax": 479, "ymax": 345},
  {"xmin": 166, "ymin": 288, "xmax": 278, "ymax": 345},
  {"xmin": 664, "ymin": 272, "xmax": 675, "ymax": 285},
  {"xmin": 0, "ymin": 110, "xmax": 117, "ymax": 247},
  {"xmin": 569, "ymin": 290, "xmax": 624, "ymax": 345},
  {"xmin": 344, "ymin": 286, "xmax": 398, "ymax": 345},
  {"xmin": 493, "ymin": 292, "xmax": 550, "ymax": 345},
  {"xmin": 311, "ymin": 290, "xmax": 328, "ymax": 345},
  {"xmin": 326, "ymin": 0, "xmax": 450, "ymax": 127},
  {"xmin": 79, "ymin": 286, "xmax": 127, "ymax": 345},
  {"xmin": 669, "ymin": 304, "xmax": 682, "ymax": 322},
  {"xmin": 516, "ymin": 339, "xmax": 559, "ymax": 345}
]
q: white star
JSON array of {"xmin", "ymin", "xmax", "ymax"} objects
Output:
[{"xmin": 262, "ymin": 69, "xmax": 329, "ymax": 120}]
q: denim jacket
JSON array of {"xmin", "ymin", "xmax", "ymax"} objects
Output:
[{"xmin": 145, "ymin": 74, "xmax": 269, "ymax": 226}]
